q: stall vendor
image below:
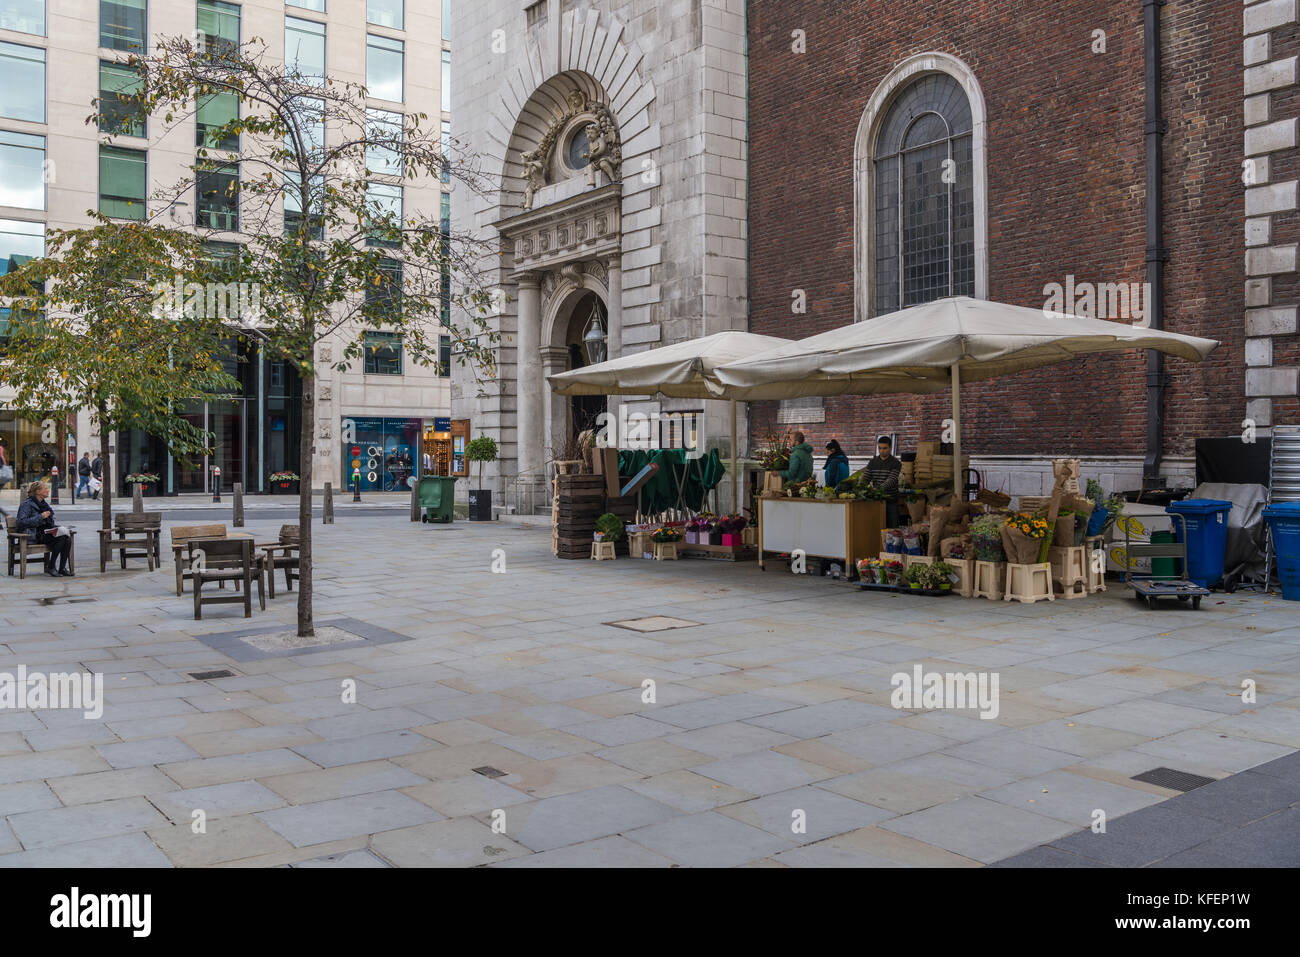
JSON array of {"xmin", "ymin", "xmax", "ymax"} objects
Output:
[
  {"xmin": 863, "ymin": 435, "xmax": 902, "ymax": 493},
  {"xmin": 778, "ymin": 431, "xmax": 814, "ymax": 483}
]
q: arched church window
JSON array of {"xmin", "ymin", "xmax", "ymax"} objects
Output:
[{"xmin": 872, "ymin": 73, "xmax": 975, "ymax": 316}]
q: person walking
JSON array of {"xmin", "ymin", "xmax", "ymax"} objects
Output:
[
  {"xmin": 90, "ymin": 451, "xmax": 102, "ymax": 500},
  {"xmin": 76, "ymin": 452, "xmax": 92, "ymax": 500},
  {"xmin": 824, "ymin": 439, "xmax": 851, "ymax": 488},
  {"xmin": 16, "ymin": 481, "xmax": 73, "ymax": 577}
]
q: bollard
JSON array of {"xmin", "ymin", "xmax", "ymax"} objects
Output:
[
  {"xmin": 50, "ymin": 467, "xmax": 60, "ymax": 504},
  {"xmin": 232, "ymin": 483, "xmax": 244, "ymax": 527},
  {"xmin": 212, "ymin": 466, "xmax": 222, "ymax": 504},
  {"xmin": 323, "ymin": 482, "xmax": 334, "ymax": 524},
  {"xmin": 132, "ymin": 482, "xmax": 143, "ymax": 514},
  {"xmin": 410, "ymin": 481, "xmax": 420, "ymax": 522},
  {"xmin": 352, "ymin": 470, "xmax": 361, "ymax": 503}
]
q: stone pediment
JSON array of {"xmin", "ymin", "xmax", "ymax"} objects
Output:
[{"xmin": 494, "ymin": 182, "xmax": 622, "ymax": 275}]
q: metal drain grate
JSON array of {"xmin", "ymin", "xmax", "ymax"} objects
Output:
[
  {"xmin": 472, "ymin": 766, "xmax": 507, "ymax": 778},
  {"xmin": 605, "ymin": 616, "xmax": 701, "ymax": 633},
  {"xmin": 189, "ymin": 669, "xmax": 236, "ymax": 680},
  {"xmin": 34, "ymin": 596, "xmax": 98, "ymax": 605},
  {"xmin": 1131, "ymin": 767, "xmax": 1217, "ymax": 791}
]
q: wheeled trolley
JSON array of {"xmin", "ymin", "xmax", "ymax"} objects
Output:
[{"xmin": 1123, "ymin": 511, "xmax": 1210, "ymax": 610}]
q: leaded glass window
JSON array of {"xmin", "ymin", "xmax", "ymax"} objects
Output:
[{"xmin": 873, "ymin": 73, "xmax": 974, "ymax": 316}]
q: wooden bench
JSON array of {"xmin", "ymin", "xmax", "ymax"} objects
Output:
[
  {"xmin": 6, "ymin": 515, "xmax": 77, "ymax": 579},
  {"xmin": 171, "ymin": 523, "xmax": 228, "ymax": 595},
  {"xmin": 190, "ymin": 539, "xmax": 263, "ymax": 619},
  {"xmin": 261, "ymin": 525, "xmax": 301, "ymax": 599},
  {"xmin": 98, "ymin": 513, "xmax": 162, "ymax": 572}
]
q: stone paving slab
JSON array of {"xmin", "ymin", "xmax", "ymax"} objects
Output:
[{"xmin": 1, "ymin": 516, "xmax": 1296, "ymax": 866}]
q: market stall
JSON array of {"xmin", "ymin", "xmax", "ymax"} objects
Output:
[{"xmin": 758, "ymin": 496, "xmax": 886, "ymax": 577}]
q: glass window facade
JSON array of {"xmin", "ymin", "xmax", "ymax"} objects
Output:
[
  {"xmin": 0, "ymin": 132, "xmax": 45, "ymax": 211},
  {"xmin": 0, "ymin": 0, "xmax": 45, "ymax": 36},
  {"xmin": 363, "ymin": 330, "xmax": 402, "ymax": 375},
  {"xmin": 440, "ymin": 119, "xmax": 451, "ymax": 183},
  {"xmin": 441, "ymin": 50, "xmax": 450, "ymax": 113},
  {"xmin": 365, "ymin": 257, "xmax": 401, "ymax": 319},
  {"xmin": 287, "ymin": 94, "xmax": 325, "ymax": 158},
  {"xmin": 196, "ymin": 159, "xmax": 238, "ymax": 231},
  {"xmin": 196, "ymin": 91, "xmax": 238, "ymax": 150},
  {"xmin": 365, "ymin": 108, "xmax": 403, "ymax": 176},
  {"xmin": 285, "ymin": 16, "xmax": 325, "ymax": 86},
  {"xmin": 100, "ymin": 60, "xmax": 145, "ymax": 137},
  {"xmin": 197, "ymin": 0, "xmax": 239, "ymax": 57},
  {"xmin": 286, "ymin": 0, "xmax": 325, "ymax": 10},
  {"xmin": 100, "ymin": 0, "xmax": 147, "ymax": 53},
  {"xmin": 366, "ymin": 182, "xmax": 402, "ymax": 247},
  {"xmin": 439, "ymin": 334, "xmax": 450, "ymax": 377},
  {"xmin": 873, "ymin": 73, "xmax": 975, "ymax": 316},
  {"xmin": 0, "ymin": 43, "xmax": 45, "ymax": 123},
  {"xmin": 99, "ymin": 145, "xmax": 145, "ymax": 219},
  {"xmin": 0, "ymin": 218, "xmax": 43, "ymax": 356},
  {"xmin": 283, "ymin": 171, "xmax": 323, "ymax": 240},
  {"xmin": 342, "ymin": 415, "xmax": 422, "ymax": 492},
  {"xmin": 367, "ymin": 34, "xmax": 403, "ymax": 103},
  {"xmin": 368, "ymin": 0, "xmax": 402, "ymax": 29},
  {"xmin": 0, "ymin": 410, "xmax": 61, "ymax": 491}
]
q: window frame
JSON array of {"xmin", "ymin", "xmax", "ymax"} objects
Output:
[
  {"xmin": 98, "ymin": 143, "xmax": 147, "ymax": 220},
  {"xmin": 0, "ymin": 131, "xmax": 47, "ymax": 211},
  {"xmin": 0, "ymin": 0, "xmax": 47, "ymax": 37},
  {"xmin": 195, "ymin": 157, "xmax": 240, "ymax": 232},
  {"xmin": 285, "ymin": 15, "xmax": 326, "ymax": 87},
  {"xmin": 367, "ymin": 0, "xmax": 403, "ymax": 30},
  {"xmin": 362, "ymin": 330, "xmax": 403, "ymax": 376},
  {"xmin": 366, "ymin": 33, "xmax": 404, "ymax": 104},
  {"xmin": 100, "ymin": 0, "xmax": 148, "ymax": 54},
  {"xmin": 0, "ymin": 42, "xmax": 46, "ymax": 123}
]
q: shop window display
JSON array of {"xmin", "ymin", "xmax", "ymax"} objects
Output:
[{"xmin": 342, "ymin": 415, "xmax": 422, "ymax": 492}]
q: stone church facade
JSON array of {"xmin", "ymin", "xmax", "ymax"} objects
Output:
[{"xmin": 450, "ymin": 0, "xmax": 748, "ymax": 504}]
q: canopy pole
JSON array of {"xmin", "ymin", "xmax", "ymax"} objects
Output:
[
  {"xmin": 730, "ymin": 399, "xmax": 738, "ymax": 516},
  {"xmin": 950, "ymin": 363, "xmax": 963, "ymax": 501}
]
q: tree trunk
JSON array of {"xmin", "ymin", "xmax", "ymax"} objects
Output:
[
  {"xmin": 296, "ymin": 371, "xmax": 315, "ymax": 638},
  {"xmin": 98, "ymin": 399, "xmax": 111, "ymax": 533}
]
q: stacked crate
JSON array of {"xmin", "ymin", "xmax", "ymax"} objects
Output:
[{"xmin": 553, "ymin": 474, "xmax": 638, "ymax": 560}]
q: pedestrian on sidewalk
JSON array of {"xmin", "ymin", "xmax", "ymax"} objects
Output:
[
  {"xmin": 75, "ymin": 452, "xmax": 92, "ymax": 500},
  {"xmin": 90, "ymin": 451, "xmax": 102, "ymax": 499},
  {"xmin": 16, "ymin": 481, "xmax": 73, "ymax": 577}
]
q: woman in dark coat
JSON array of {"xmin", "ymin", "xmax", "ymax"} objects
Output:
[
  {"xmin": 824, "ymin": 439, "xmax": 851, "ymax": 488},
  {"xmin": 16, "ymin": 481, "xmax": 73, "ymax": 576}
]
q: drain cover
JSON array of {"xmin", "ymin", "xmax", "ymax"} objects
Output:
[
  {"xmin": 606, "ymin": 616, "xmax": 701, "ymax": 633},
  {"xmin": 1131, "ymin": 767, "xmax": 1217, "ymax": 791},
  {"xmin": 34, "ymin": 596, "xmax": 97, "ymax": 605},
  {"xmin": 189, "ymin": 669, "xmax": 236, "ymax": 680},
  {"xmin": 472, "ymin": 766, "xmax": 507, "ymax": 778}
]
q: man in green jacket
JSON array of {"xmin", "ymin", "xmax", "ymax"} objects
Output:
[{"xmin": 779, "ymin": 432, "xmax": 815, "ymax": 483}]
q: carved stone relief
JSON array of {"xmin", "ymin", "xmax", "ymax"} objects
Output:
[{"xmin": 519, "ymin": 92, "xmax": 623, "ymax": 210}]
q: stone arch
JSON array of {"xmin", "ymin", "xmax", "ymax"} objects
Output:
[
  {"xmin": 853, "ymin": 52, "xmax": 989, "ymax": 322},
  {"xmin": 543, "ymin": 270, "xmax": 611, "ymax": 350},
  {"xmin": 480, "ymin": 8, "xmax": 659, "ymax": 215}
]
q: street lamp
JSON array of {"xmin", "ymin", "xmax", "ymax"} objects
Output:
[{"xmin": 582, "ymin": 307, "xmax": 607, "ymax": 365}]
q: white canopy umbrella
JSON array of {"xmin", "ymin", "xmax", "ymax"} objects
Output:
[
  {"xmin": 547, "ymin": 330, "xmax": 793, "ymax": 510},
  {"xmin": 711, "ymin": 296, "xmax": 1220, "ymax": 494}
]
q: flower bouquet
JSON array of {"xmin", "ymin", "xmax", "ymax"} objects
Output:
[
  {"xmin": 1001, "ymin": 512, "xmax": 1050, "ymax": 564},
  {"xmin": 884, "ymin": 559, "xmax": 905, "ymax": 585},
  {"xmin": 125, "ymin": 472, "xmax": 160, "ymax": 484},
  {"xmin": 650, "ymin": 526, "xmax": 684, "ymax": 544},
  {"xmin": 755, "ymin": 432, "xmax": 793, "ymax": 473},
  {"xmin": 684, "ymin": 513, "xmax": 717, "ymax": 545},
  {"xmin": 971, "ymin": 514, "xmax": 1005, "ymax": 562},
  {"xmin": 717, "ymin": 514, "xmax": 748, "ymax": 547}
]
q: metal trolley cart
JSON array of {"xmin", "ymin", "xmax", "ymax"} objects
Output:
[{"xmin": 1124, "ymin": 511, "xmax": 1210, "ymax": 610}]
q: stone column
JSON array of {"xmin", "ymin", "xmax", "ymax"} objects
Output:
[
  {"xmin": 541, "ymin": 345, "xmax": 570, "ymax": 465},
  {"xmin": 605, "ymin": 254, "xmax": 622, "ymax": 360},
  {"xmin": 516, "ymin": 272, "xmax": 543, "ymax": 477}
]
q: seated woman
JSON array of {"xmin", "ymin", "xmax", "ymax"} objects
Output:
[{"xmin": 16, "ymin": 481, "xmax": 73, "ymax": 577}]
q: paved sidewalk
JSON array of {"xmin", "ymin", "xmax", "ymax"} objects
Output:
[{"xmin": 0, "ymin": 515, "xmax": 1296, "ymax": 867}]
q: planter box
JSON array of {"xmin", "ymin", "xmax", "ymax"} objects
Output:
[
  {"xmin": 468, "ymin": 488, "xmax": 493, "ymax": 522},
  {"xmin": 127, "ymin": 482, "xmax": 154, "ymax": 497},
  {"xmin": 721, "ymin": 533, "xmax": 743, "ymax": 547},
  {"xmin": 679, "ymin": 541, "xmax": 756, "ymax": 562},
  {"xmin": 271, "ymin": 480, "xmax": 299, "ymax": 495}
]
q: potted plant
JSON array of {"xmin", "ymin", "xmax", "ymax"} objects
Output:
[
  {"xmin": 124, "ymin": 472, "xmax": 160, "ymax": 496},
  {"xmin": 650, "ymin": 526, "xmax": 683, "ymax": 544},
  {"xmin": 269, "ymin": 470, "xmax": 299, "ymax": 494},
  {"xmin": 885, "ymin": 559, "xmax": 905, "ymax": 586},
  {"xmin": 594, "ymin": 512, "xmax": 624, "ymax": 543},
  {"xmin": 717, "ymin": 514, "xmax": 748, "ymax": 547},
  {"xmin": 929, "ymin": 560, "xmax": 957, "ymax": 591},
  {"xmin": 465, "ymin": 435, "xmax": 498, "ymax": 522},
  {"xmin": 685, "ymin": 513, "xmax": 716, "ymax": 545},
  {"xmin": 971, "ymin": 514, "xmax": 1006, "ymax": 562},
  {"xmin": 905, "ymin": 563, "xmax": 927, "ymax": 590},
  {"xmin": 756, "ymin": 432, "xmax": 792, "ymax": 494}
]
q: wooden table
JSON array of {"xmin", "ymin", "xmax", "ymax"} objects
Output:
[{"xmin": 757, "ymin": 496, "xmax": 887, "ymax": 580}]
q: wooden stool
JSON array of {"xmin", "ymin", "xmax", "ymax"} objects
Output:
[
  {"xmin": 1004, "ymin": 562, "xmax": 1055, "ymax": 604},
  {"xmin": 973, "ymin": 561, "xmax": 1005, "ymax": 600},
  {"xmin": 949, "ymin": 558, "xmax": 975, "ymax": 598},
  {"xmin": 653, "ymin": 542, "xmax": 679, "ymax": 561},
  {"xmin": 591, "ymin": 540, "xmax": 616, "ymax": 560},
  {"xmin": 1086, "ymin": 535, "xmax": 1108, "ymax": 593},
  {"xmin": 1049, "ymin": 545, "xmax": 1088, "ymax": 597}
]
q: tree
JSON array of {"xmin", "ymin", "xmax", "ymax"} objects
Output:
[
  {"xmin": 0, "ymin": 219, "xmax": 239, "ymax": 532},
  {"xmin": 125, "ymin": 36, "xmax": 497, "ymax": 636},
  {"xmin": 466, "ymin": 435, "xmax": 499, "ymax": 493}
]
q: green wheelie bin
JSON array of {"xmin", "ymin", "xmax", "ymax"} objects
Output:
[{"xmin": 418, "ymin": 476, "xmax": 456, "ymax": 523}]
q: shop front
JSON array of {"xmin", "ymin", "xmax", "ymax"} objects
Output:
[
  {"xmin": 342, "ymin": 415, "xmax": 425, "ymax": 492},
  {"xmin": 0, "ymin": 409, "xmax": 69, "ymax": 494}
]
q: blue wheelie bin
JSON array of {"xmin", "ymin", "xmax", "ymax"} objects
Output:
[
  {"xmin": 1263, "ymin": 502, "xmax": 1300, "ymax": 600},
  {"xmin": 418, "ymin": 476, "xmax": 456, "ymax": 523},
  {"xmin": 1164, "ymin": 499, "xmax": 1233, "ymax": 588}
]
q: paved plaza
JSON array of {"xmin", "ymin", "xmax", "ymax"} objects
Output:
[{"xmin": 1, "ymin": 509, "xmax": 1298, "ymax": 867}]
